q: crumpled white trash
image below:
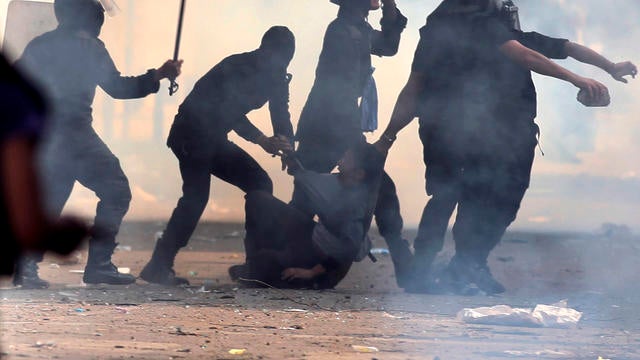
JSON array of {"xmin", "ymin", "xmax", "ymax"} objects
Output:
[{"xmin": 457, "ymin": 300, "xmax": 582, "ymax": 328}]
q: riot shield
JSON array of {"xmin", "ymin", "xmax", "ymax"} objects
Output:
[{"xmin": 2, "ymin": 1, "xmax": 57, "ymax": 62}]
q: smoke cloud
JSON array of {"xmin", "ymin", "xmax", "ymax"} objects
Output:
[{"xmin": 0, "ymin": 0, "xmax": 637, "ymax": 231}]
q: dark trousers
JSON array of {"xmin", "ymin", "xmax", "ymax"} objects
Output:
[
  {"xmin": 40, "ymin": 125, "xmax": 131, "ymax": 258},
  {"xmin": 415, "ymin": 119, "xmax": 538, "ymax": 266},
  {"xmin": 413, "ymin": 122, "xmax": 461, "ymax": 267},
  {"xmin": 452, "ymin": 133, "xmax": 536, "ymax": 264},
  {"xmin": 157, "ymin": 140, "xmax": 272, "ymax": 256},
  {"xmin": 244, "ymin": 191, "xmax": 349, "ymax": 289},
  {"xmin": 293, "ymin": 134, "xmax": 405, "ymax": 248}
]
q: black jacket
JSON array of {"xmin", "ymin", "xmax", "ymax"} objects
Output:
[
  {"xmin": 168, "ymin": 50, "xmax": 294, "ymax": 157},
  {"xmin": 296, "ymin": 7, "xmax": 407, "ymax": 143},
  {"xmin": 16, "ymin": 28, "xmax": 159, "ymax": 127}
]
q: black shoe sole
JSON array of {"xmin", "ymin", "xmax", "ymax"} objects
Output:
[
  {"xmin": 83, "ymin": 274, "xmax": 136, "ymax": 285},
  {"xmin": 139, "ymin": 266, "xmax": 189, "ymax": 286},
  {"xmin": 13, "ymin": 281, "xmax": 50, "ymax": 289}
]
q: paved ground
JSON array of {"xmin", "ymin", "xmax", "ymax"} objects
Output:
[{"xmin": 1, "ymin": 222, "xmax": 639, "ymax": 359}]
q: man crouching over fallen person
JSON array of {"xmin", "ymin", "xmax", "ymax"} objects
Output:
[{"xmin": 229, "ymin": 142, "xmax": 385, "ymax": 289}]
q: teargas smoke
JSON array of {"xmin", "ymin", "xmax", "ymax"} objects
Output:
[{"xmin": 98, "ymin": 0, "xmax": 120, "ymax": 17}]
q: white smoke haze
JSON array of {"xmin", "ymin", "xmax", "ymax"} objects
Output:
[{"xmin": 0, "ymin": 0, "xmax": 638, "ymax": 231}]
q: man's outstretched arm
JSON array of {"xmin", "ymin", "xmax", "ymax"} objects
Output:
[
  {"xmin": 499, "ymin": 40, "xmax": 608, "ymax": 100},
  {"xmin": 374, "ymin": 71, "xmax": 425, "ymax": 153},
  {"xmin": 564, "ymin": 42, "xmax": 637, "ymax": 83}
]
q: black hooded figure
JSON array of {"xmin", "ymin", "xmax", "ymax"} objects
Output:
[
  {"xmin": 293, "ymin": 0, "xmax": 413, "ymax": 287},
  {"xmin": 15, "ymin": 0, "xmax": 181, "ymax": 287},
  {"xmin": 139, "ymin": 27, "xmax": 296, "ymax": 286},
  {"xmin": 376, "ymin": 0, "xmax": 636, "ymax": 294}
]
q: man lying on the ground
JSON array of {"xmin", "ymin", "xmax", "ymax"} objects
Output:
[{"xmin": 228, "ymin": 142, "xmax": 385, "ymax": 289}]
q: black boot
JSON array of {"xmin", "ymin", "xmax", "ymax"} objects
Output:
[
  {"xmin": 13, "ymin": 256, "xmax": 49, "ymax": 289},
  {"xmin": 403, "ymin": 252, "xmax": 436, "ymax": 293},
  {"xmin": 444, "ymin": 255, "xmax": 502, "ymax": 295},
  {"xmin": 83, "ymin": 243, "xmax": 135, "ymax": 285},
  {"xmin": 386, "ymin": 237, "xmax": 414, "ymax": 288},
  {"xmin": 139, "ymin": 239, "xmax": 188, "ymax": 286},
  {"xmin": 228, "ymin": 264, "xmax": 250, "ymax": 282},
  {"xmin": 465, "ymin": 262, "xmax": 505, "ymax": 295}
]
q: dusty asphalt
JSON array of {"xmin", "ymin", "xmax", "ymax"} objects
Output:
[{"xmin": 1, "ymin": 222, "xmax": 639, "ymax": 359}]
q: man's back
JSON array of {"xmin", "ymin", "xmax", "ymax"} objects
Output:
[{"xmin": 180, "ymin": 51, "xmax": 283, "ymax": 122}]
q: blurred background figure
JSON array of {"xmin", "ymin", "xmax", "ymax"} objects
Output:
[
  {"xmin": 0, "ymin": 53, "xmax": 88, "ymax": 286},
  {"xmin": 15, "ymin": 0, "xmax": 182, "ymax": 286}
]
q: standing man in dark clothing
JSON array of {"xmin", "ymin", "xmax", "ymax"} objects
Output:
[
  {"xmin": 140, "ymin": 26, "xmax": 296, "ymax": 286},
  {"xmin": 294, "ymin": 0, "xmax": 413, "ymax": 287},
  {"xmin": 16, "ymin": 0, "xmax": 182, "ymax": 287},
  {"xmin": 376, "ymin": 0, "xmax": 637, "ymax": 294}
]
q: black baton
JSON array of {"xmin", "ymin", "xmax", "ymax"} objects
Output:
[{"xmin": 169, "ymin": 0, "xmax": 186, "ymax": 96}]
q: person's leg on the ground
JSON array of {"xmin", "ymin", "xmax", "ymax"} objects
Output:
[
  {"xmin": 140, "ymin": 155, "xmax": 211, "ymax": 285},
  {"xmin": 233, "ymin": 190, "xmax": 317, "ymax": 284},
  {"xmin": 72, "ymin": 130, "xmax": 134, "ymax": 284},
  {"xmin": 204, "ymin": 142, "xmax": 294, "ymax": 283},
  {"xmin": 374, "ymin": 171, "xmax": 413, "ymax": 287}
]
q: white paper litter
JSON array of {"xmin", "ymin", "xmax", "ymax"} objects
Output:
[{"xmin": 457, "ymin": 300, "xmax": 582, "ymax": 328}]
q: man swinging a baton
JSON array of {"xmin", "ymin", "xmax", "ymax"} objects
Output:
[{"xmin": 15, "ymin": 0, "xmax": 182, "ymax": 287}]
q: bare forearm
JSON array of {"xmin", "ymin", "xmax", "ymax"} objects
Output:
[
  {"xmin": 383, "ymin": 83, "xmax": 418, "ymax": 137},
  {"xmin": 502, "ymin": 41, "xmax": 580, "ymax": 85},
  {"xmin": 565, "ymin": 42, "xmax": 614, "ymax": 74}
]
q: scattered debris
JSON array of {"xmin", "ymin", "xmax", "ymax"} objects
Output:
[
  {"xmin": 503, "ymin": 349, "xmax": 574, "ymax": 357},
  {"xmin": 279, "ymin": 325, "xmax": 303, "ymax": 330},
  {"xmin": 458, "ymin": 300, "xmax": 582, "ymax": 328},
  {"xmin": 228, "ymin": 348, "xmax": 247, "ymax": 355},
  {"xmin": 33, "ymin": 341, "xmax": 56, "ymax": 348},
  {"xmin": 114, "ymin": 307, "xmax": 130, "ymax": 314},
  {"xmin": 352, "ymin": 345, "xmax": 379, "ymax": 353},
  {"xmin": 382, "ymin": 312, "xmax": 409, "ymax": 320},
  {"xmin": 170, "ymin": 327, "xmax": 198, "ymax": 336},
  {"xmin": 283, "ymin": 308, "xmax": 308, "ymax": 313},
  {"xmin": 202, "ymin": 280, "xmax": 216, "ymax": 291},
  {"xmin": 116, "ymin": 245, "xmax": 132, "ymax": 251},
  {"xmin": 117, "ymin": 267, "xmax": 131, "ymax": 274}
]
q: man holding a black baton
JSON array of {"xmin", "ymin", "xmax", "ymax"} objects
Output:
[{"xmin": 16, "ymin": 0, "xmax": 182, "ymax": 286}]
